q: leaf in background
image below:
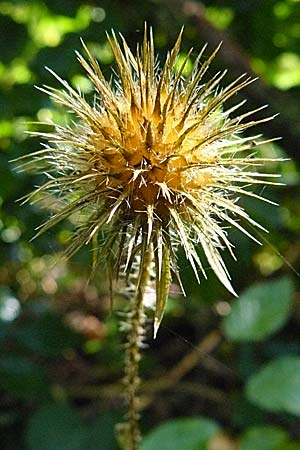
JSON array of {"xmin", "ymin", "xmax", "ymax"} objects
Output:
[
  {"xmin": 84, "ymin": 412, "xmax": 121, "ymax": 450},
  {"xmin": 279, "ymin": 443, "xmax": 300, "ymax": 450},
  {"xmin": 141, "ymin": 416, "xmax": 220, "ymax": 450},
  {"xmin": 0, "ymin": 355, "xmax": 49, "ymax": 400},
  {"xmin": 13, "ymin": 312, "xmax": 81, "ymax": 357},
  {"xmin": 0, "ymin": 15, "xmax": 28, "ymax": 63},
  {"xmin": 246, "ymin": 356, "xmax": 300, "ymax": 416},
  {"xmin": 239, "ymin": 425, "xmax": 289, "ymax": 450},
  {"xmin": 25, "ymin": 404, "xmax": 88, "ymax": 450},
  {"xmin": 223, "ymin": 277, "xmax": 293, "ymax": 341}
]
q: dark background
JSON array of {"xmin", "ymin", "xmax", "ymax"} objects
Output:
[{"xmin": 1, "ymin": 1, "xmax": 300, "ymax": 449}]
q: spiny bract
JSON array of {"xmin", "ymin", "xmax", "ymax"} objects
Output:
[{"xmin": 21, "ymin": 27, "xmax": 279, "ymax": 335}]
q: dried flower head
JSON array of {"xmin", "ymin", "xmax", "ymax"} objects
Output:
[{"xmin": 22, "ymin": 27, "xmax": 279, "ymax": 335}]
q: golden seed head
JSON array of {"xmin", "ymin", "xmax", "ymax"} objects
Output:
[{"xmin": 21, "ymin": 26, "xmax": 280, "ymax": 335}]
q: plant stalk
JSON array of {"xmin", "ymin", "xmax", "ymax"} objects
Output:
[{"xmin": 118, "ymin": 247, "xmax": 152, "ymax": 450}]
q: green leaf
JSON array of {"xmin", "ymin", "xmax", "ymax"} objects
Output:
[
  {"xmin": 281, "ymin": 443, "xmax": 300, "ymax": 450},
  {"xmin": 223, "ymin": 277, "xmax": 293, "ymax": 341},
  {"xmin": 84, "ymin": 413, "xmax": 121, "ymax": 450},
  {"xmin": 246, "ymin": 356, "xmax": 300, "ymax": 416},
  {"xmin": 13, "ymin": 312, "xmax": 80, "ymax": 357},
  {"xmin": 0, "ymin": 15, "xmax": 27, "ymax": 63},
  {"xmin": 239, "ymin": 425, "xmax": 289, "ymax": 450},
  {"xmin": 141, "ymin": 416, "xmax": 219, "ymax": 450},
  {"xmin": 26, "ymin": 404, "xmax": 88, "ymax": 450},
  {"xmin": 0, "ymin": 355, "xmax": 49, "ymax": 400}
]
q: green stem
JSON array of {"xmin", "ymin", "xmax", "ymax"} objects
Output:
[{"xmin": 118, "ymin": 247, "xmax": 152, "ymax": 450}]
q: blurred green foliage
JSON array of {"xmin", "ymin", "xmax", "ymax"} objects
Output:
[
  {"xmin": 141, "ymin": 417, "xmax": 220, "ymax": 450},
  {"xmin": 1, "ymin": 1, "xmax": 300, "ymax": 449}
]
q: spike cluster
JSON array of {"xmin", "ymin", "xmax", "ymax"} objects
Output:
[{"xmin": 21, "ymin": 27, "xmax": 279, "ymax": 335}]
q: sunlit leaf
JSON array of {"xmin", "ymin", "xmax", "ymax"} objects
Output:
[
  {"xmin": 141, "ymin": 417, "xmax": 220, "ymax": 450},
  {"xmin": 246, "ymin": 356, "xmax": 300, "ymax": 416},
  {"xmin": 239, "ymin": 425, "xmax": 289, "ymax": 450},
  {"xmin": 223, "ymin": 277, "xmax": 293, "ymax": 341}
]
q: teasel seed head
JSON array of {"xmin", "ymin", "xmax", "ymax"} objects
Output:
[{"xmin": 20, "ymin": 25, "xmax": 281, "ymax": 336}]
